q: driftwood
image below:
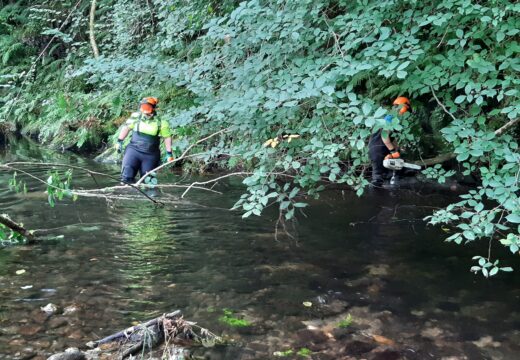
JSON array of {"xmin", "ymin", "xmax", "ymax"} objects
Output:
[
  {"xmin": 85, "ymin": 310, "xmax": 222, "ymax": 359},
  {"xmin": 87, "ymin": 310, "xmax": 182, "ymax": 349}
]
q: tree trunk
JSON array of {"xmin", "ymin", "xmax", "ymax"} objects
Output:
[{"xmin": 89, "ymin": 0, "xmax": 100, "ymax": 58}]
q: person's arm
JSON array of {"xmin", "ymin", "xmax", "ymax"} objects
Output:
[
  {"xmin": 164, "ymin": 136, "xmax": 172, "ymax": 153},
  {"xmin": 114, "ymin": 126, "xmax": 131, "ymax": 153},
  {"xmin": 117, "ymin": 126, "xmax": 131, "ymax": 141},
  {"xmin": 381, "ymin": 131, "xmax": 400, "ymax": 158},
  {"xmin": 160, "ymin": 119, "xmax": 174, "ymax": 161}
]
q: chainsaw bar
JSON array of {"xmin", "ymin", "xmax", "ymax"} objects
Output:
[{"xmin": 383, "ymin": 159, "xmax": 422, "ymax": 171}]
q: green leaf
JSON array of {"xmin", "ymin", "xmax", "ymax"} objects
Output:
[
  {"xmin": 506, "ymin": 214, "xmax": 520, "ymax": 223},
  {"xmin": 379, "ymin": 27, "xmax": 391, "ymax": 41},
  {"xmin": 396, "ymin": 70, "xmax": 407, "ymax": 79},
  {"xmin": 322, "ymin": 86, "xmax": 335, "ymax": 96},
  {"xmin": 362, "ymin": 103, "xmax": 372, "ymax": 115},
  {"xmin": 454, "ymin": 95, "xmax": 466, "ymax": 104},
  {"xmin": 397, "ymin": 61, "xmax": 410, "ymax": 70}
]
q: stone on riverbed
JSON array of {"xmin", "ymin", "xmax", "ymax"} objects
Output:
[
  {"xmin": 41, "ymin": 303, "xmax": 58, "ymax": 315},
  {"xmin": 47, "ymin": 347, "xmax": 86, "ymax": 360}
]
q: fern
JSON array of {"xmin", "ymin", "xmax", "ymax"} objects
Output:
[
  {"xmin": 2, "ymin": 43, "xmax": 25, "ymax": 65},
  {"xmin": 372, "ymin": 83, "xmax": 402, "ymax": 103}
]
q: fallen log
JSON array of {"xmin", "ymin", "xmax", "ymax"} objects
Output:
[{"xmin": 413, "ymin": 152, "xmax": 456, "ymax": 167}]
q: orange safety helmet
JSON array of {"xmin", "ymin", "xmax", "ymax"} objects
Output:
[
  {"xmin": 139, "ymin": 97, "xmax": 158, "ymax": 115},
  {"xmin": 393, "ymin": 96, "xmax": 411, "ymax": 115}
]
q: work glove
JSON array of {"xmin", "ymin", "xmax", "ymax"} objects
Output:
[
  {"xmin": 115, "ymin": 139, "xmax": 123, "ymax": 154},
  {"xmin": 385, "ymin": 151, "xmax": 401, "ymax": 160},
  {"xmin": 164, "ymin": 151, "xmax": 174, "ymax": 163}
]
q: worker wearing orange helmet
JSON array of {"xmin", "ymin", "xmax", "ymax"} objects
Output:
[
  {"xmin": 368, "ymin": 96, "xmax": 411, "ymax": 187},
  {"xmin": 115, "ymin": 97, "xmax": 174, "ymax": 184}
]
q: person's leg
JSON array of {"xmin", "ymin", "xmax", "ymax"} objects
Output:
[
  {"xmin": 371, "ymin": 157, "xmax": 387, "ymax": 187},
  {"xmin": 139, "ymin": 151, "xmax": 161, "ymax": 181},
  {"xmin": 121, "ymin": 147, "xmax": 140, "ymax": 184}
]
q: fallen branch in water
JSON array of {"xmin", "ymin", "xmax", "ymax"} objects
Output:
[
  {"xmin": 0, "ymin": 214, "xmax": 36, "ymax": 243},
  {"xmin": 1, "ymin": 161, "xmax": 162, "ymax": 205},
  {"xmin": 88, "ymin": 311, "xmax": 183, "ymax": 349},
  {"xmin": 83, "ymin": 310, "xmax": 222, "ymax": 359},
  {"xmin": 135, "ymin": 128, "xmax": 230, "ymax": 186}
]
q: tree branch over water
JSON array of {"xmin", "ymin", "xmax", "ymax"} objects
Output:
[
  {"xmin": 0, "ymin": 214, "xmax": 36, "ymax": 243},
  {"xmin": 135, "ymin": 128, "xmax": 231, "ymax": 186},
  {"xmin": 0, "ymin": 162, "xmax": 162, "ymax": 205}
]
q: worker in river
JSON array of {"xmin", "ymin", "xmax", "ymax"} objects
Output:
[
  {"xmin": 368, "ymin": 96, "xmax": 411, "ymax": 187},
  {"xmin": 115, "ymin": 97, "xmax": 174, "ymax": 184}
]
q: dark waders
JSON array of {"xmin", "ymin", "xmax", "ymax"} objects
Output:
[
  {"xmin": 121, "ymin": 132, "xmax": 160, "ymax": 184},
  {"xmin": 368, "ymin": 129, "xmax": 393, "ymax": 187}
]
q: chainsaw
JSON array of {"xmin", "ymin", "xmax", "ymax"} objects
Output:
[
  {"xmin": 383, "ymin": 159, "xmax": 421, "ymax": 186},
  {"xmin": 383, "ymin": 158, "xmax": 421, "ymax": 171}
]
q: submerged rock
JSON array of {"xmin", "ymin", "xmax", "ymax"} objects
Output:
[
  {"xmin": 420, "ymin": 326, "xmax": 443, "ymax": 339},
  {"xmin": 343, "ymin": 339, "xmax": 377, "ymax": 356},
  {"xmin": 47, "ymin": 347, "xmax": 86, "ymax": 360},
  {"xmin": 368, "ymin": 348, "xmax": 402, "ymax": 360},
  {"xmin": 19, "ymin": 325, "xmax": 43, "ymax": 336},
  {"xmin": 41, "ymin": 303, "xmax": 58, "ymax": 316},
  {"xmin": 63, "ymin": 305, "xmax": 80, "ymax": 315},
  {"xmin": 472, "ymin": 335, "xmax": 500, "ymax": 348},
  {"xmin": 48, "ymin": 317, "xmax": 68, "ymax": 329}
]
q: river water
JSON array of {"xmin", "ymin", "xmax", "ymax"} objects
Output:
[{"xmin": 0, "ymin": 138, "xmax": 519, "ymax": 359}]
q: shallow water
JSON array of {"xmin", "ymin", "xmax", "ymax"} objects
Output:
[{"xmin": 1, "ymin": 139, "xmax": 519, "ymax": 359}]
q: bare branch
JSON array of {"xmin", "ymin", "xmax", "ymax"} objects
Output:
[
  {"xmin": 135, "ymin": 128, "xmax": 230, "ymax": 186},
  {"xmin": 181, "ymin": 172, "xmax": 252, "ymax": 198},
  {"xmin": 494, "ymin": 118, "xmax": 519, "ymax": 136},
  {"xmin": 430, "ymin": 86, "xmax": 457, "ymax": 122}
]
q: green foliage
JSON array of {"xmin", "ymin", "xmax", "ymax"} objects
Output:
[
  {"xmin": 8, "ymin": 172, "xmax": 27, "ymax": 194},
  {"xmin": 274, "ymin": 348, "xmax": 313, "ymax": 358},
  {"xmin": 1, "ymin": 0, "xmax": 519, "ymax": 274},
  {"xmin": 470, "ymin": 256, "xmax": 513, "ymax": 278},
  {"xmin": 218, "ymin": 309, "xmax": 251, "ymax": 327},
  {"xmin": 273, "ymin": 349, "xmax": 294, "ymax": 357},
  {"xmin": 297, "ymin": 348, "xmax": 312, "ymax": 357},
  {"xmin": 0, "ymin": 221, "xmax": 26, "ymax": 246},
  {"xmin": 422, "ymin": 164, "xmax": 456, "ymax": 184},
  {"xmin": 46, "ymin": 170, "xmax": 76, "ymax": 207},
  {"xmin": 337, "ymin": 314, "xmax": 353, "ymax": 328}
]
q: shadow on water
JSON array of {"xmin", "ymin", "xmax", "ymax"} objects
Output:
[{"xmin": 0, "ymin": 138, "xmax": 519, "ymax": 359}]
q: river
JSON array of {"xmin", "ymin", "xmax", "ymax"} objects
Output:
[{"xmin": 1, "ymin": 138, "xmax": 519, "ymax": 359}]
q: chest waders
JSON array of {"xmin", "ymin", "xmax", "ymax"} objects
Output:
[
  {"xmin": 121, "ymin": 115, "xmax": 162, "ymax": 184},
  {"xmin": 368, "ymin": 129, "xmax": 395, "ymax": 187}
]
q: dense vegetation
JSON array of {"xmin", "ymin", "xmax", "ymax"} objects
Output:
[{"xmin": 0, "ymin": 0, "xmax": 518, "ymax": 274}]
